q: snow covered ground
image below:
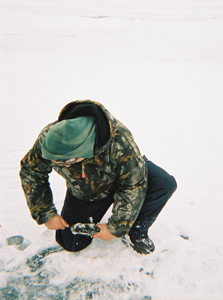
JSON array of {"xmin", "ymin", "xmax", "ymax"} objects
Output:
[{"xmin": 1, "ymin": 0, "xmax": 223, "ymax": 299}]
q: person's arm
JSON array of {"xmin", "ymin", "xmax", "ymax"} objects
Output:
[
  {"xmin": 19, "ymin": 124, "xmax": 58, "ymax": 225},
  {"xmin": 106, "ymin": 131, "xmax": 148, "ymax": 238}
]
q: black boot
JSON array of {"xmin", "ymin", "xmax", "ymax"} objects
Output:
[
  {"xmin": 122, "ymin": 235, "xmax": 155, "ymax": 255},
  {"xmin": 130, "ymin": 236, "xmax": 155, "ymax": 254}
]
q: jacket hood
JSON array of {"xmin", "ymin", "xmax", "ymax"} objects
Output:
[{"xmin": 58, "ymin": 100, "xmax": 114, "ymax": 151}]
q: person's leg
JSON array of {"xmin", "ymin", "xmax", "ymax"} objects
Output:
[
  {"xmin": 129, "ymin": 159, "xmax": 177, "ymax": 242},
  {"xmin": 56, "ymin": 190, "xmax": 114, "ymax": 252}
]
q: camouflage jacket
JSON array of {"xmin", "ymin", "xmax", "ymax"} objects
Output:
[{"xmin": 20, "ymin": 100, "xmax": 148, "ymax": 237}]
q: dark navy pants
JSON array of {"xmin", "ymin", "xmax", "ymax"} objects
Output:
[{"xmin": 56, "ymin": 159, "xmax": 177, "ymax": 252}]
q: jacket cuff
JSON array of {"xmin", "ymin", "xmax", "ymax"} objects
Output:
[
  {"xmin": 36, "ymin": 210, "xmax": 57, "ymax": 225},
  {"xmin": 107, "ymin": 221, "xmax": 130, "ymax": 238}
]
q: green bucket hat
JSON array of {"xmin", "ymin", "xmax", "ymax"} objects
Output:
[{"xmin": 41, "ymin": 116, "xmax": 96, "ymax": 160}]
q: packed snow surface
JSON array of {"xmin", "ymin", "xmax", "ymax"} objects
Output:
[{"xmin": 1, "ymin": 0, "xmax": 223, "ymax": 299}]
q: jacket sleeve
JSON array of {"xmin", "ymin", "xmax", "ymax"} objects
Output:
[
  {"xmin": 19, "ymin": 125, "xmax": 57, "ymax": 224},
  {"xmin": 107, "ymin": 132, "xmax": 148, "ymax": 237}
]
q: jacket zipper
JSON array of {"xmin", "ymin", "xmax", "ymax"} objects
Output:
[{"xmin": 81, "ymin": 162, "xmax": 86, "ymax": 179}]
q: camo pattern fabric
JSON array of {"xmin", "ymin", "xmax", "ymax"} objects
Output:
[{"xmin": 20, "ymin": 100, "xmax": 148, "ymax": 237}]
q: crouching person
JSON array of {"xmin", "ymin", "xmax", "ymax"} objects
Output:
[{"xmin": 20, "ymin": 100, "xmax": 177, "ymax": 254}]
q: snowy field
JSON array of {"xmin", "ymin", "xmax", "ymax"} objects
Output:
[{"xmin": 1, "ymin": 0, "xmax": 223, "ymax": 299}]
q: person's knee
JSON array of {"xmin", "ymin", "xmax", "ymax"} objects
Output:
[
  {"xmin": 165, "ymin": 175, "xmax": 177, "ymax": 196},
  {"xmin": 56, "ymin": 229, "xmax": 92, "ymax": 252},
  {"xmin": 69, "ymin": 236, "xmax": 92, "ymax": 252}
]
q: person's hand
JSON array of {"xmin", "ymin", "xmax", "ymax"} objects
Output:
[
  {"xmin": 93, "ymin": 224, "xmax": 116, "ymax": 241},
  {"xmin": 44, "ymin": 214, "xmax": 69, "ymax": 230}
]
